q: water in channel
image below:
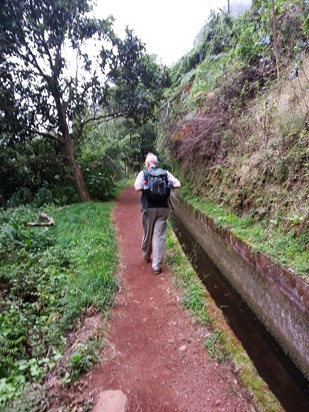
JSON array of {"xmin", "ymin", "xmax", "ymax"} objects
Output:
[{"xmin": 171, "ymin": 215, "xmax": 309, "ymax": 412}]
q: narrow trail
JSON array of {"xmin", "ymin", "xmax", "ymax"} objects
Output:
[{"xmin": 87, "ymin": 187, "xmax": 254, "ymax": 411}]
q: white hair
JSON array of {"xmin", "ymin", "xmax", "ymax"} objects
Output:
[{"xmin": 145, "ymin": 152, "xmax": 158, "ymax": 167}]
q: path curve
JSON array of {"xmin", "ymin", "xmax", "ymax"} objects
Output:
[{"xmin": 88, "ymin": 186, "xmax": 254, "ymax": 411}]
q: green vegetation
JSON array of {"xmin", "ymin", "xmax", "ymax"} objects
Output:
[
  {"xmin": 204, "ymin": 330, "xmax": 226, "ymax": 363},
  {"xmin": 0, "ymin": 0, "xmax": 169, "ymax": 204},
  {"xmin": 0, "ymin": 202, "xmax": 118, "ymax": 409},
  {"xmin": 166, "ymin": 226, "xmax": 282, "ymax": 412},
  {"xmin": 170, "ymin": 0, "xmax": 308, "ymax": 87},
  {"xmin": 62, "ymin": 336, "xmax": 104, "ymax": 386}
]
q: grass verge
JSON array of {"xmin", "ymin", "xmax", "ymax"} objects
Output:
[
  {"xmin": 166, "ymin": 225, "xmax": 283, "ymax": 412},
  {"xmin": 0, "ymin": 202, "xmax": 118, "ymax": 410}
]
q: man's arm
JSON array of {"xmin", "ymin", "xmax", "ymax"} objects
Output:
[
  {"xmin": 167, "ymin": 171, "xmax": 181, "ymax": 189},
  {"xmin": 134, "ymin": 171, "xmax": 144, "ymax": 192},
  {"xmin": 171, "ymin": 180, "xmax": 181, "ymax": 189}
]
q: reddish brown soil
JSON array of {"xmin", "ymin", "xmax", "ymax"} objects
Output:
[{"xmin": 79, "ymin": 186, "xmax": 253, "ymax": 412}]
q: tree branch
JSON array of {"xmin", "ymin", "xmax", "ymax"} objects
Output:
[
  {"xmin": 75, "ymin": 111, "xmax": 126, "ymax": 142},
  {"xmin": 28, "ymin": 129, "xmax": 63, "ymax": 143}
]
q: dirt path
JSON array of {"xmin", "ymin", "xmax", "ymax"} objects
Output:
[{"xmin": 86, "ymin": 187, "xmax": 254, "ymax": 411}]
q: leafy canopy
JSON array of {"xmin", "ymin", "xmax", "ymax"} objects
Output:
[
  {"xmin": 0, "ymin": 0, "xmax": 168, "ymax": 142},
  {"xmin": 0, "ymin": 0, "xmax": 169, "ymax": 202}
]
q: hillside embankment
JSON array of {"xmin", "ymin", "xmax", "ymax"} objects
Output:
[
  {"xmin": 165, "ymin": 57, "xmax": 309, "ymax": 239},
  {"xmin": 158, "ymin": 3, "xmax": 308, "ymax": 282},
  {"xmin": 160, "ymin": 9, "xmax": 309, "ymax": 283}
]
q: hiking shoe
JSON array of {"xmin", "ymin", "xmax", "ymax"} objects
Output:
[{"xmin": 153, "ymin": 267, "xmax": 162, "ymax": 275}]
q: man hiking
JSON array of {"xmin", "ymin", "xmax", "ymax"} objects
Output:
[{"xmin": 134, "ymin": 152, "xmax": 181, "ymax": 274}]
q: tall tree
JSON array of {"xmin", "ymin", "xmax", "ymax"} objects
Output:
[{"xmin": 0, "ymin": 0, "xmax": 168, "ymax": 201}]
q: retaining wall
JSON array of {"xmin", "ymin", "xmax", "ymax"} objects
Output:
[{"xmin": 172, "ymin": 193, "xmax": 309, "ymax": 379}]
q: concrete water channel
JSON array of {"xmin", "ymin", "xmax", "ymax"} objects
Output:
[{"xmin": 170, "ymin": 196, "xmax": 309, "ymax": 412}]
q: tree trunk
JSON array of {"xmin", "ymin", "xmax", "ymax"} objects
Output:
[
  {"xmin": 65, "ymin": 134, "xmax": 91, "ymax": 202},
  {"xmin": 55, "ymin": 93, "xmax": 91, "ymax": 202}
]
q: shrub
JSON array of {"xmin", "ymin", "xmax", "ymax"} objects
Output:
[
  {"xmin": 32, "ymin": 187, "xmax": 54, "ymax": 207},
  {"xmin": 6, "ymin": 188, "xmax": 33, "ymax": 209},
  {"xmin": 84, "ymin": 167, "xmax": 116, "ymax": 200}
]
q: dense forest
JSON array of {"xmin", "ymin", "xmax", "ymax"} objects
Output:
[{"xmin": 0, "ymin": 0, "xmax": 308, "ymax": 409}]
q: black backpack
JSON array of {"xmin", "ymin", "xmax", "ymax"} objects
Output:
[{"xmin": 143, "ymin": 167, "xmax": 171, "ymax": 201}]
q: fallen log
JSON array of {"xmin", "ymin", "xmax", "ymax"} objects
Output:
[{"xmin": 28, "ymin": 212, "xmax": 55, "ymax": 227}]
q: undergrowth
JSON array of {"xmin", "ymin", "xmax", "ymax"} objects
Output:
[{"xmin": 0, "ymin": 202, "xmax": 118, "ymax": 409}]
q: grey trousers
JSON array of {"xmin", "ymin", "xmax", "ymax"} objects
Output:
[{"xmin": 141, "ymin": 207, "xmax": 170, "ymax": 271}]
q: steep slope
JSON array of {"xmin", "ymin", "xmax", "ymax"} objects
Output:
[{"xmin": 159, "ymin": 0, "xmax": 309, "ymax": 279}]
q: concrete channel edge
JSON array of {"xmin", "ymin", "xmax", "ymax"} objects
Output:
[{"xmin": 172, "ymin": 193, "xmax": 309, "ymax": 379}]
